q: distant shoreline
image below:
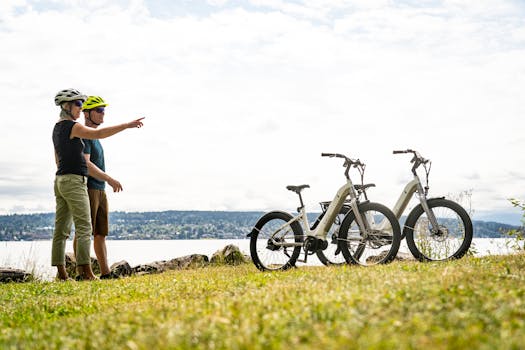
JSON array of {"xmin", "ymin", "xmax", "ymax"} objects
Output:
[
  {"xmin": 0, "ymin": 209, "xmax": 523, "ymax": 226},
  {"xmin": 1, "ymin": 210, "xmax": 519, "ymax": 241}
]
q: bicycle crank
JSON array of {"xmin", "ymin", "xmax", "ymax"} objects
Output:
[{"xmin": 304, "ymin": 236, "xmax": 328, "ymax": 253}]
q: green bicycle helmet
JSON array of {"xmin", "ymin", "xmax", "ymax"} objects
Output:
[
  {"xmin": 82, "ymin": 96, "xmax": 108, "ymax": 110},
  {"xmin": 54, "ymin": 88, "xmax": 87, "ymax": 106}
]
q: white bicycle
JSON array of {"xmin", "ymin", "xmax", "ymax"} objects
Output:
[
  {"xmin": 248, "ymin": 153, "xmax": 401, "ymax": 271},
  {"xmin": 356, "ymin": 149, "xmax": 473, "ymax": 261}
]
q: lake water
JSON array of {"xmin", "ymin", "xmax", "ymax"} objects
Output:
[{"xmin": 0, "ymin": 238, "xmax": 521, "ymax": 281}]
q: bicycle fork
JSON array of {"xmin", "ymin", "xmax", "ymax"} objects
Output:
[{"xmin": 416, "ymin": 182, "xmax": 441, "ymax": 234}]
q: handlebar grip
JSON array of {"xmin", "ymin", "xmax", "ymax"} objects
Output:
[
  {"xmin": 322, "ymin": 153, "xmax": 345, "ymax": 158},
  {"xmin": 393, "ymin": 150, "xmax": 410, "ymax": 154}
]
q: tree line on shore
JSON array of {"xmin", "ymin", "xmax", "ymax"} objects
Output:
[{"xmin": 0, "ymin": 210, "xmax": 518, "ymax": 241}]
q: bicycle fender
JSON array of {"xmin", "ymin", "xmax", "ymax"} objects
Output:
[
  {"xmin": 246, "ymin": 210, "xmax": 293, "ymax": 237},
  {"xmin": 427, "ymin": 196, "xmax": 446, "ymax": 201}
]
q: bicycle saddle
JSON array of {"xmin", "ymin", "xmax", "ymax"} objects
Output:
[
  {"xmin": 354, "ymin": 183, "xmax": 375, "ymax": 191},
  {"xmin": 286, "ymin": 184, "xmax": 310, "ymax": 193}
]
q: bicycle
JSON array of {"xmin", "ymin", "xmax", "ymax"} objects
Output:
[
  {"xmin": 248, "ymin": 153, "xmax": 401, "ymax": 271},
  {"xmin": 311, "ymin": 160, "xmax": 375, "ymax": 266},
  {"xmin": 357, "ymin": 149, "xmax": 473, "ymax": 262}
]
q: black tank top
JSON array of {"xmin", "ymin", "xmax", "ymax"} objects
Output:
[{"xmin": 53, "ymin": 120, "xmax": 88, "ymax": 176}]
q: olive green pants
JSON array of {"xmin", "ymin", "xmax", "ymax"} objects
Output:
[{"xmin": 51, "ymin": 175, "xmax": 93, "ymax": 266}]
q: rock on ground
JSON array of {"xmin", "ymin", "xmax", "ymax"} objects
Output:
[
  {"xmin": 0, "ymin": 268, "xmax": 32, "ymax": 283},
  {"xmin": 210, "ymin": 244, "xmax": 249, "ymax": 265}
]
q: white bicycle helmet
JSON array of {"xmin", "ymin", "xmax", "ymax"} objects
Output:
[{"xmin": 54, "ymin": 88, "xmax": 87, "ymax": 106}]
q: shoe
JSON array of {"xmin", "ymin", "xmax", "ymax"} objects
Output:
[
  {"xmin": 100, "ymin": 272, "xmax": 119, "ymax": 280},
  {"xmin": 56, "ymin": 277, "xmax": 74, "ymax": 282},
  {"xmin": 75, "ymin": 275, "xmax": 98, "ymax": 281}
]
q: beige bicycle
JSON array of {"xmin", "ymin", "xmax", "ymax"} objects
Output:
[
  {"xmin": 248, "ymin": 153, "xmax": 401, "ymax": 271},
  {"xmin": 353, "ymin": 149, "xmax": 473, "ymax": 261}
]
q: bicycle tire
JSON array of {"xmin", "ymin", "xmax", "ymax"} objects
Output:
[
  {"xmin": 338, "ymin": 202, "xmax": 401, "ymax": 266},
  {"xmin": 404, "ymin": 198, "xmax": 473, "ymax": 261},
  {"xmin": 315, "ymin": 208, "xmax": 349, "ymax": 266},
  {"xmin": 249, "ymin": 211, "xmax": 303, "ymax": 271}
]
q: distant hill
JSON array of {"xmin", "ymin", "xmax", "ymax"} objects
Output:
[{"xmin": 0, "ymin": 210, "xmax": 520, "ymax": 241}]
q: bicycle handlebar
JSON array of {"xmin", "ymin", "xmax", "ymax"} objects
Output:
[
  {"xmin": 321, "ymin": 152, "xmax": 344, "ymax": 158},
  {"xmin": 321, "ymin": 153, "xmax": 366, "ymax": 184},
  {"xmin": 393, "ymin": 149, "xmax": 431, "ymax": 176},
  {"xmin": 321, "ymin": 153, "xmax": 364, "ymax": 167},
  {"xmin": 393, "ymin": 149, "xmax": 429, "ymax": 162}
]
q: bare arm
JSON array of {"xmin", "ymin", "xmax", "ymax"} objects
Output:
[
  {"xmin": 71, "ymin": 118, "xmax": 144, "ymax": 140},
  {"xmin": 84, "ymin": 154, "xmax": 123, "ymax": 192}
]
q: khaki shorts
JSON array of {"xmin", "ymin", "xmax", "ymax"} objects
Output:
[{"xmin": 88, "ymin": 188, "xmax": 109, "ymax": 236}]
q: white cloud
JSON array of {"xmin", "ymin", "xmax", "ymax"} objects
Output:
[{"xmin": 0, "ymin": 0, "xmax": 524, "ymax": 224}]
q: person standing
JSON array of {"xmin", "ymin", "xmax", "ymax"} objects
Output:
[
  {"xmin": 78, "ymin": 96, "xmax": 123, "ymax": 279},
  {"xmin": 52, "ymin": 88, "xmax": 144, "ymax": 281}
]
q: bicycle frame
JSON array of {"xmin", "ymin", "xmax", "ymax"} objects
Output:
[
  {"xmin": 391, "ymin": 177, "xmax": 419, "ymax": 219},
  {"xmin": 267, "ymin": 165, "xmax": 368, "ymax": 249},
  {"xmin": 390, "ymin": 164, "xmax": 440, "ymax": 233},
  {"xmin": 308, "ymin": 178, "xmax": 364, "ymax": 239}
]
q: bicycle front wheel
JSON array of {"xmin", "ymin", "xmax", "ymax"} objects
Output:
[
  {"xmin": 404, "ymin": 198, "xmax": 473, "ymax": 261},
  {"xmin": 249, "ymin": 211, "xmax": 303, "ymax": 271},
  {"xmin": 339, "ymin": 202, "xmax": 401, "ymax": 266}
]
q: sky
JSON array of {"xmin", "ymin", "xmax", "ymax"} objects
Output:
[{"xmin": 0, "ymin": 0, "xmax": 524, "ymax": 225}]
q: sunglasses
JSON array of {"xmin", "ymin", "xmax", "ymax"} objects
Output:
[
  {"xmin": 94, "ymin": 107, "xmax": 105, "ymax": 113},
  {"xmin": 72, "ymin": 100, "xmax": 83, "ymax": 107}
]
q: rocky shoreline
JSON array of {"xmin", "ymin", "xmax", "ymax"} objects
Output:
[{"xmin": 0, "ymin": 244, "xmax": 249, "ymax": 283}]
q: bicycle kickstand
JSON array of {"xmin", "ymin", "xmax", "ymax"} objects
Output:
[{"xmin": 296, "ymin": 246, "xmax": 309, "ymax": 264}]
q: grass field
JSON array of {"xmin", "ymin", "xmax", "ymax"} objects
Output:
[{"xmin": 1, "ymin": 253, "xmax": 524, "ymax": 349}]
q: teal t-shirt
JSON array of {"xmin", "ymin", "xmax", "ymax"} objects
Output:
[{"xmin": 83, "ymin": 139, "xmax": 106, "ymax": 190}]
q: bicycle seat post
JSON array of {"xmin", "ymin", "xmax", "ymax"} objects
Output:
[
  {"xmin": 297, "ymin": 192, "xmax": 305, "ymax": 212},
  {"xmin": 286, "ymin": 185, "xmax": 310, "ymax": 212}
]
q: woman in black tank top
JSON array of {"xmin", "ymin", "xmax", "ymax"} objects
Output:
[{"xmin": 51, "ymin": 89, "xmax": 97, "ymax": 281}]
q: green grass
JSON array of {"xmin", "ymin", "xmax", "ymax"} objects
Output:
[{"xmin": 1, "ymin": 254, "xmax": 525, "ymax": 350}]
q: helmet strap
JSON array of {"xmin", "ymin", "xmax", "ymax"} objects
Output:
[{"xmin": 86, "ymin": 110, "xmax": 101, "ymax": 126}]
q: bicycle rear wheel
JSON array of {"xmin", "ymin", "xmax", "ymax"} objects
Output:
[
  {"xmin": 249, "ymin": 211, "xmax": 303, "ymax": 271},
  {"xmin": 338, "ymin": 202, "xmax": 401, "ymax": 266},
  {"xmin": 404, "ymin": 198, "xmax": 473, "ymax": 261}
]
